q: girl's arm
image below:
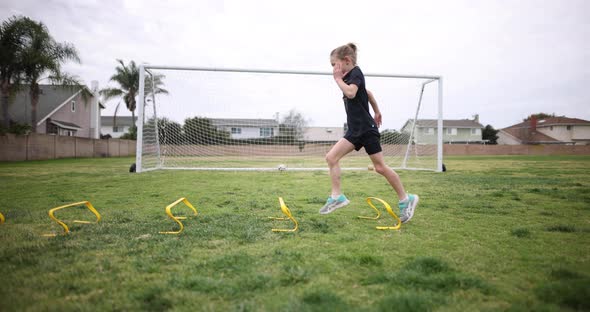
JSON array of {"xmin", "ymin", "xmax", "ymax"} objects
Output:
[
  {"xmin": 334, "ymin": 78, "xmax": 358, "ymax": 99},
  {"xmin": 367, "ymin": 90, "xmax": 382, "ymax": 128},
  {"xmin": 333, "ymin": 63, "xmax": 358, "ymax": 99}
]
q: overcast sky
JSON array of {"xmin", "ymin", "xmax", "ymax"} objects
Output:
[{"xmin": 1, "ymin": 0, "xmax": 589, "ymax": 129}]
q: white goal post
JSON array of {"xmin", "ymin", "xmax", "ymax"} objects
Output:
[{"xmin": 135, "ymin": 65, "xmax": 443, "ymax": 173}]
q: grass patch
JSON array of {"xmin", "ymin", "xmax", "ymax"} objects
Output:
[{"xmin": 0, "ymin": 156, "xmax": 589, "ymax": 310}]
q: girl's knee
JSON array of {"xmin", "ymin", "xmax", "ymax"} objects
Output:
[
  {"xmin": 374, "ymin": 164, "xmax": 387, "ymax": 175},
  {"xmin": 325, "ymin": 154, "xmax": 337, "ymax": 166}
]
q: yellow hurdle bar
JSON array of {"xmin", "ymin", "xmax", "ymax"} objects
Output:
[
  {"xmin": 0, "ymin": 211, "xmax": 5, "ymax": 224},
  {"xmin": 43, "ymin": 201, "xmax": 101, "ymax": 236},
  {"xmin": 159, "ymin": 197, "xmax": 198, "ymax": 235},
  {"xmin": 268, "ymin": 197, "xmax": 298, "ymax": 232},
  {"xmin": 365, "ymin": 197, "xmax": 402, "ymax": 231}
]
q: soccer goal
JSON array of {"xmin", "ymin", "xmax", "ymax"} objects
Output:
[{"xmin": 136, "ymin": 65, "xmax": 443, "ymax": 173}]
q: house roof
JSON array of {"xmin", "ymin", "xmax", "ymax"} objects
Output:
[
  {"xmin": 402, "ymin": 118, "xmax": 483, "ymax": 130},
  {"xmin": 7, "ymin": 84, "xmax": 100, "ymax": 125},
  {"xmin": 499, "ymin": 116, "xmax": 590, "ymax": 144},
  {"xmin": 101, "ymin": 116, "xmax": 137, "ymax": 127},
  {"xmin": 507, "ymin": 117, "xmax": 590, "ymax": 129},
  {"xmin": 500, "ymin": 128, "xmax": 560, "ymax": 144},
  {"xmin": 210, "ymin": 118, "xmax": 278, "ymax": 127},
  {"xmin": 51, "ymin": 119, "xmax": 82, "ymax": 130}
]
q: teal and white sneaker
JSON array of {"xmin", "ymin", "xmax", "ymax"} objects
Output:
[
  {"xmin": 399, "ymin": 194, "xmax": 419, "ymax": 223},
  {"xmin": 319, "ymin": 194, "xmax": 350, "ymax": 214}
]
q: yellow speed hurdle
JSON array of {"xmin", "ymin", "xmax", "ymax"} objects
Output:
[
  {"xmin": 43, "ymin": 201, "xmax": 101, "ymax": 236},
  {"xmin": 268, "ymin": 197, "xmax": 298, "ymax": 232},
  {"xmin": 159, "ymin": 197, "xmax": 198, "ymax": 235},
  {"xmin": 362, "ymin": 197, "xmax": 401, "ymax": 231},
  {"xmin": 358, "ymin": 198, "xmax": 382, "ymax": 220},
  {"xmin": 0, "ymin": 211, "xmax": 5, "ymax": 224}
]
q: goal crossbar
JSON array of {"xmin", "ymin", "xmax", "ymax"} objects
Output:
[{"xmin": 140, "ymin": 65, "xmax": 441, "ymax": 80}]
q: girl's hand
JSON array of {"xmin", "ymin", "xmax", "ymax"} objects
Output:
[
  {"xmin": 374, "ymin": 112, "xmax": 382, "ymax": 128},
  {"xmin": 333, "ymin": 63, "xmax": 344, "ymax": 80}
]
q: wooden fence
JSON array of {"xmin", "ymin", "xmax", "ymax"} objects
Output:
[
  {"xmin": 444, "ymin": 144, "xmax": 590, "ymax": 155},
  {"xmin": 1, "ymin": 133, "xmax": 588, "ymax": 162},
  {"xmin": 0, "ymin": 133, "xmax": 136, "ymax": 161}
]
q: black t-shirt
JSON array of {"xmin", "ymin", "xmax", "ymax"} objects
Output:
[{"xmin": 342, "ymin": 66, "xmax": 377, "ymax": 137}]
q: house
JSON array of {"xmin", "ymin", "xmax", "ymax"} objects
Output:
[
  {"xmin": 303, "ymin": 127, "xmax": 344, "ymax": 142},
  {"xmin": 101, "ymin": 116, "xmax": 137, "ymax": 138},
  {"xmin": 4, "ymin": 82, "xmax": 103, "ymax": 138},
  {"xmin": 210, "ymin": 118, "xmax": 279, "ymax": 139},
  {"xmin": 498, "ymin": 116, "xmax": 590, "ymax": 145},
  {"xmin": 401, "ymin": 115, "xmax": 485, "ymax": 144}
]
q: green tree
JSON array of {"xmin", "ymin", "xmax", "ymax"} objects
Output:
[
  {"xmin": 183, "ymin": 117, "xmax": 230, "ymax": 145},
  {"xmin": 100, "ymin": 60, "xmax": 168, "ymax": 131},
  {"xmin": 151, "ymin": 117, "xmax": 182, "ymax": 144},
  {"xmin": 482, "ymin": 124, "xmax": 499, "ymax": 144},
  {"xmin": 0, "ymin": 16, "xmax": 35, "ymax": 129},
  {"xmin": 120, "ymin": 124, "xmax": 137, "ymax": 140},
  {"xmin": 524, "ymin": 113, "xmax": 555, "ymax": 121},
  {"xmin": 19, "ymin": 18, "xmax": 84, "ymax": 132}
]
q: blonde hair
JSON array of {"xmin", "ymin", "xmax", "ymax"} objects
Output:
[{"xmin": 330, "ymin": 43, "xmax": 358, "ymax": 65}]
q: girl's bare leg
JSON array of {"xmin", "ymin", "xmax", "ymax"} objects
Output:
[
  {"xmin": 368, "ymin": 151, "xmax": 406, "ymax": 200},
  {"xmin": 325, "ymin": 138, "xmax": 355, "ymax": 196}
]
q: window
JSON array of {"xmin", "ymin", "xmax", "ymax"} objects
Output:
[
  {"xmin": 231, "ymin": 127, "xmax": 241, "ymax": 134},
  {"xmin": 471, "ymin": 128, "xmax": 481, "ymax": 135},
  {"xmin": 260, "ymin": 127, "xmax": 273, "ymax": 137},
  {"xmin": 113, "ymin": 126, "xmax": 120, "ymax": 132},
  {"xmin": 423, "ymin": 128, "xmax": 434, "ymax": 135},
  {"xmin": 71, "ymin": 101, "xmax": 76, "ymax": 112},
  {"xmin": 446, "ymin": 128, "xmax": 457, "ymax": 135}
]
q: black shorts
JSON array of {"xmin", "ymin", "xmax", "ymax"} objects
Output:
[{"xmin": 344, "ymin": 130, "xmax": 382, "ymax": 155}]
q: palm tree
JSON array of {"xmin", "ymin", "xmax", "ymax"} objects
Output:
[
  {"xmin": 19, "ymin": 19, "xmax": 83, "ymax": 132},
  {"xmin": 100, "ymin": 60, "xmax": 168, "ymax": 132},
  {"xmin": 0, "ymin": 16, "xmax": 36, "ymax": 128}
]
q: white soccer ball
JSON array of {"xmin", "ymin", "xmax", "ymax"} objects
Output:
[{"xmin": 278, "ymin": 164, "xmax": 287, "ymax": 171}]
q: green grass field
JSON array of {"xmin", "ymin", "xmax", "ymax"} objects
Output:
[{"xmin": 0, "ymin": 156, "xmax": 589, "ymax": 311}]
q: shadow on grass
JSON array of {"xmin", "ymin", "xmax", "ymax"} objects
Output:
[
  {"xmin": 299, "ymin": 289, "xmax": 349, "ymax": 312},
  {"xmin": 546, "ymin": 225, "xmax": 577, "ymax": 233},
  {"xmin": 535, "ymin": 268, "xmax": 590, "ymax": 310},
  {"xmin": 377, "ymin": 292, "xmax": 439, "ymax": 312},
  {"xmin": 511, "ymin": 227, "xmax": 531, "ymax": 238},
  {"xmin": 362, "ymin": 257, "xmax": 493, "ymax": 310}
]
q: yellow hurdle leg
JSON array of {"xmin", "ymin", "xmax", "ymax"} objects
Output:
[
  {"xmin": 366, "ymin": 197, "xmax": 402, "ymax": 231},
  {"xmin": 43, "ymin": 201, "xmax": 102, "ymax": 236},
  {"xmin": 0, "ymin": 211, "xmax": 5, "ymax": 224},
  {"xmin": 269, "ymin": 197, "xmax": 298, "ymax": 232},
  {"xmin": 159, "ymin": 198, "xmax": 198, "ymax": 235},
  {"xmin": 358, "ymin": 197, "xmax": 382, "ymax": 220}
]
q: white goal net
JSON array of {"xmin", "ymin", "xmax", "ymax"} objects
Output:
[{"xmin": 136, "ymin": 65, "xmax": 443, "ymax": 172}]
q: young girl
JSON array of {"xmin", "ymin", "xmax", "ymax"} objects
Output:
[{"xmin": 319, "ymin": 43, "xmax": 419, "ymax": 223}]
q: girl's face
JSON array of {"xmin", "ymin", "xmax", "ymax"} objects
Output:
[{"xmin": 330, "ymin": 55, "xmax": 354, "ymax": 75}]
